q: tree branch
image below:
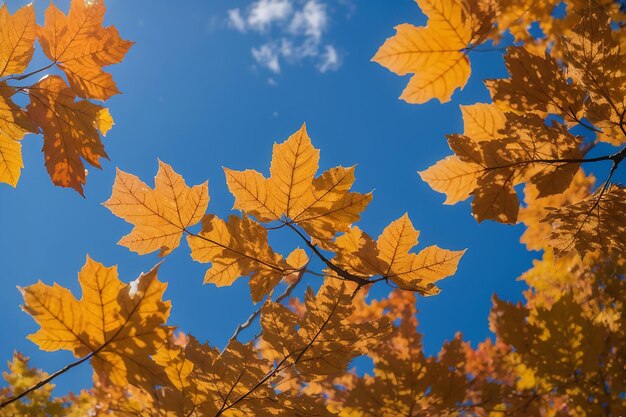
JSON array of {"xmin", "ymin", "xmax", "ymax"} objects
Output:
[
  {"xmin": 226, "ymin": 268, "xmax": 306, "ymax": 347},
  {"xmin": 0, "ymin": 352, "xmax": 94, "ymax": 409},
  {"xmin": 284, "ymin": 223, "xmax": 371, "ymax": 287}
]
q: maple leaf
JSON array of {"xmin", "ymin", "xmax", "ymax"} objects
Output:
[
  {"xmin": 372, "ymin": 0, "xmax": 477, "ymax": 104},
  {"xmin": 460, "ymin": 102, "xmax": 506, "ymax": 141},
  {"xmin": 422, "ymin": 113, "xmax": 584, "ymax": 224},
  {"xmin": 518, "ymin": 171, "xmax": 595, "ymax": 251},
  {"xmin": 38, "ymin": 0, "xmax": 134, "ymax": 101},
  {"xmin": 0, "ymin": 84, "xmax": 36, "ymax": 187},
  {"xmin": 151, "ymin": 336, "xmax": 334, "ymax": 417},
  {"xmin": 327, "ymin": 214, "xmax": 465, "ymax": 295},
  {"xmin": 563, "ymin": 8, "xmax": 626, "ymax": 145},
  {"xmin": 0, "ymin": 4, "xmax": 36, "ymax": 78},
  {"xmin": 187, "ymin": 214, "xmax": 289, "ymax": 302},
  {"xmin": 20, "ymin": 256, "xmax": 172, "ymax": 391},
  {"xmin": 486, "ymin": 47, "xmax": 586, "ymax": 121},
  {"xmin": 341, "ymin": 290, "xmax": 468, "ymax": 416},
  {"xmin": 104, "ymin": 160, "xmax": 209, "ymax": 256},
  {"xmin": 225, "ymin": 123, "xmax": 372, "ymax": 240},
  {"xmin": 261, "ymin": 283, "xmax": 390, "ymax": 380},
  {"xmin": 26, "ymin": 75, "xmax": 113, "ymax": 195},
  {"xmin": 545, "ymin": 184, "xmax": 626, "ymax": 258}
]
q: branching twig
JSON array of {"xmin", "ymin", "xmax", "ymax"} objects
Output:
[
  {"xmin": 226, "ymin": 268, "xmax": 306, "ymax": 347},
  {"xmin": 284, "ymin": 223, "xmax": 371, "ymax": 288},
  {"xmin": 0, "ymin": 352, "xmax": 94, "ymax": 409}
]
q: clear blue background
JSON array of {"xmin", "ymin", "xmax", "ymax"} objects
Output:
[{"xmin": 1, "ymin": 0, "xmax": 619, "ymax": 396}]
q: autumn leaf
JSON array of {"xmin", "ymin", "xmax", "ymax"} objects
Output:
[
  {"xmin": 460, "ymin": 103, "xmax": 506, "ymax": 141},
  {"xmin": 486, "ymin": 46, "xmax": 586, "ymax": 121},
  {"xmin": 261, "ymin": 283, "xmax": 390, "ymax": 379},
  {"xmin": 187, "ymin": 214, "xmax": 289, "ymax": 302},
  {"xmin": 20, "ymin": 257, "xmax": 172, "ymax": 390},
  {"xmin": 422, "ymin": 113, "xmax": 583, "ymax": 224},
  {"xmin": 372, "ymin": 0, "xmax": 476, "ymax": 104},
  {"xmin": 104, "ymin": 160, "xmax": 209, "ymax": 256},
  {"xmin": 563, "ymin": 8, "xmax": 626, "ymax": 145},
  {"xmin": 26, "ymin": 75, "xmax": 112, "ymax": 195},
  {"xmin": 545, "ymin": 184, "xmax": 626, "ymax": 258},
  {"xmin": 341, "ymin": 290, "xmax": 468, "ymax": 416},
  {"xmin": 0, "ymin": 4, "xmax": 36, "ymax": 78},
  {"xmin": 225, "ymin": 123, "xmax": 372, "ymax": 240},
  {"xmin": 518, "ymin": 171, "xmax": 595, "ymax": 251},
  {"xmin": 38, "ymin": 0, "xmax": 134, "ymax": 100},
  {"xmin": 0, "ymin": 83, "xmax": 36, "ymax": 187},
  {"xmin": 327, "ymin": 214, "xmax": 465, "ymax": 295}
]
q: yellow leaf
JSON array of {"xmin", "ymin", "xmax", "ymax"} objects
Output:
[
  {"xmin": 27, "ymin": 76, "xmax": 109, "ymax": 195},
  {"xmin": 545, "ymin": 184, "xmax": 626, "ymax": 259},
  {"xmin": 425, "ymin": 113, "xmax": 583, "ymax": 224},
  {"xmin": 327, "ymin": 216, "xmax": 465, "ymax": 294},
  {"xmin": 104, "ymin": 160, "xmax": 209, "ymax": 256},
  {"xmin": 486, "ymin": 47, "xmax": 585, "ymax": 120},
  {"xmin": 38, "ymin": 0, "xmax": 134, "ymax": 100},
  {"xmin": 419, "ymin": 156, "xmax": 482, "ymax": 205},
  {"xmin": 284, "ymin": 248, "xmax": 309, "ymax": 283},
  {"xmin": 20, "ymin": 257, "xmax": 172, "ymax": 390},
  {"xmin": 224, "ymin": 167, "xmax": 278, "ymax": 222},
  {"xmin": 268, "ymin": 123, "xmax": 320, "ymax": 217},
  {"xmin": 0, "ymin": 4, "xmax": 36, "ymax": 77},
  {"xmin": 460, "ymin": 103, "xmax": 506, "ymax": 141},
  {"xmin": 187, "ymin": 214, "xmax": 287, "ymax": 302},
  {"xmin": 294, "ymin": 166, "xmax": 373, "ymax": 240},
  {"xmin": 0, "ymin": 132, "xmax": 22, "ymax": 187},
  {"xmin": 519, "ymin": 171, "xmax": 595, "ymax": 251},
  {"xmin": 226, "ymin": 123, "xmax": 370, "ymax": 238},
  {"xmin": 96, "ymin": 108, "xmax": 114, "ymax": 136},
  {"xmin": 376, "ymin": 214, "xmax": 465, "ymax": 294},
  {"xmin": 372, "ymin": 0, "xmax": 473, "ymax": 103}
]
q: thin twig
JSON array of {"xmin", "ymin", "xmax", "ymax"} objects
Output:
[
  {"xmin": 226, "ymin": 269, "xmax": 306, "ymax": 347},
  {"xmin": 0, "ymin": 352, "xmax": 93, "ymax": 409},
  {"xmin": 285, "ymin": 223, "xmax": 371, "ymax": 287}
]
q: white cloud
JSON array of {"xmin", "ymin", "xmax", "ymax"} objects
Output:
[
  {"xmin": 289, "ymin": 1, "xmax": 327, "ymax": 40},
  {"xmin": 318, "ymin": 44, "xmax": 340, "ymax": 73},
  {"xmin": 248, "ymin": 0, "xmax": 292, "ymax": 31},
  {"xmin": 252, "ymin": 43, "xmax": 281, "ymax": 73},
  {"xmin": 227, "ymin": 0, "xmax": 347, "ymax": 75},
  {"xmin": 228, "ymin": 8, "xmax": 246, "ymax": 32}
]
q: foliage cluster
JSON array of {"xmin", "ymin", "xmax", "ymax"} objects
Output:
[{"xmin": 1, "ymin": 0, "xmax": 626, "ymax": 416}]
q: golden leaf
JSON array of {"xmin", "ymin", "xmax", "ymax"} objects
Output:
[
  {"xmin": 460, "ymin": 103, "xmax": 506, "ymax": 141},
  {"xmin": 26, "ymin": 75, "xmax": 111, "ymax": 195},
  {"xmin": 0, "ymin": 84, "xmax": 36, "ymax": 187},
  {"xmin": 261, "ymin": 284, "xmax": 390, "ymax": 379},
  {"xmin": 486, "ymin": 47, "xmax": 586, "ymax": 121},
  {"xmin": 545, "ymin": 184, "xmax": 626, "ymax": 259},
  {"xmin": 104, "ymin": 160, "xmax": 209, "ymax": 256},
  {"xmin": 226, "ymin": 123, "xmax": 371, "ymax": 239},
  {"xmin": 38, "ymin": 0, "xmax": 134, "ymax": 100},
  {"xmin": 372, "ymin": 0, "xmax": 473, "ymax": 103},
  {"xmin": 518, "ymin": 171, "xmax": 595, "ymax": 251},
  {"xmin": 0, "ymin": 133, "xmax": 22, "ymax": 187},
  {"xmin": 187, "ymin": 214, "xmax": 288, "ymax": 302},
  {"xmin": 327, "ymin": 215, "xmax": 465, "ymax": 295},
  {"xmin": 0, "ymin": 4, "xmax": 36, "ymax": 77},
  {"xmin": 20, "ymin": 257, "xmax": 171, "ymax": 390},
  {"xmin": 424, "ymin": 113, "xmax": 583, "ymax": 224}
]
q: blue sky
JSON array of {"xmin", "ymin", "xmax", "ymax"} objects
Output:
[{"xmin": 1, "ymin": 0, "xmax": 614, "ymax": 396}]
